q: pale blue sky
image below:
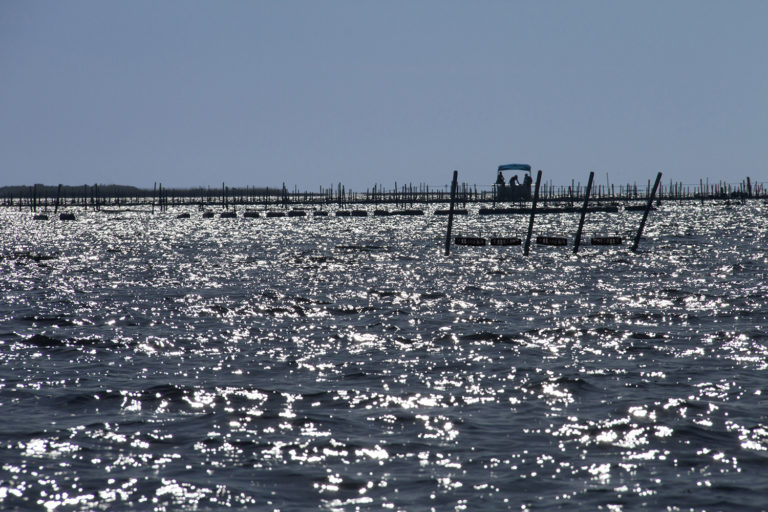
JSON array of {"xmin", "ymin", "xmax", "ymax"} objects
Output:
[{"xmin": 1, "ymin": 1, "xmax": 766, "ymax": 190}]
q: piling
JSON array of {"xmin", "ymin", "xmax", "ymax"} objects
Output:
[
  {"xmin": 444, "ymin": 170, "xmax": 458, "ymax": 256},
  {"xmin": 632, "ymin": 172, "xmax": 663, "ymax": 252},
  {"xmin": 54, "ymin": 184, "xmax": 62, "ymax": 213},
  {"xmin": 524, "ymin": 170, "xmax": 543, "ymax": 256},
  {"xmin": 573, "ymin": 171, "xmax": 595, "ymax": 254}
]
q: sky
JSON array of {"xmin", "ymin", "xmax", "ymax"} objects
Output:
[{"xmin": 1, "ymin": 1, "xmax": 766, "ymax": 191}]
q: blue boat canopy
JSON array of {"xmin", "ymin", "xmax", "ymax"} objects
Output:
[{"xmin": 498, "ymin": 164, "xmax": 531, "ymax": 172}]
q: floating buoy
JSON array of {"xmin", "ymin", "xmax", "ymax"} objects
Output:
[
  {"xmin": 336, "ymin": 211, "xmax": 351, "ymax": 217},
  {"xmin": 434, "ymin": 209, "xmax": 468, "ymax": 215},
  {"xmin": 220, "ymin": 211, "xmax": 237, "ymax": 218},
  {"xmin": 202, "ymin": 211, "xmax": 215, "ymax": 218},
  {"xmin": 591, "ymin": 236, "xmax": 622, "ymax": 245},
  {"xmin": 490, "ymin": 237, "xmax": 522, "ymax": 246},
  {"xmin": 392, "ymin": 209, "xmax": 424, "ymax": 216},
  {"xmin": 536, "ymin": 236, "xmax": 567, "ymax": 246},
  {"xmin": 59, "ymin": 213, "xmax": 76, "ymax": 221},
  {"xmin": 176, "ymin": 213, "xmax": 190, "ymax": 219},
  {"xmin": 455, "ymin": 236, "xmax": 486, "ymax": 246},
  {"xmin": 33, "ymin": 214, "xmax": 49, "ymax": 221},
  {"xmin": 266, "ymin": 211, "xmax": 285, "ymax": 218},
  {"xmin": 288, "ymin": 210, "xmax": 306, "ymax": 217},
  {"xmin": 313, "ymin": 211, "xmax": 328, "ymax": 216},
  {"xmin": 351, "ymin": 210, "xmax": 368, "ymax": 217},
  {"xmin": 243, "ymin": 211, "xmax": 260, "ymax": 218},
  {"xmin": 373, "ymin": 210, "xmax": 390, "ymax": 216}
]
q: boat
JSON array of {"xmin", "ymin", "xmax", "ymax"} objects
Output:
[{"xmin": 494, "ymin": 164, "xmax": 533, "ymax": 202}]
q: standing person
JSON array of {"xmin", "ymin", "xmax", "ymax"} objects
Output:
[{"xmin": 522, "ymin": 173, "xmax": 533, "ymax": 200}]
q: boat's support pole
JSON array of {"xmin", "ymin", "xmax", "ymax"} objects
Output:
[
  {"xmin": 632, "ymin": 171, "xmax": 662, "ymax": 252},
  {"xmin": 444, "ymin": 170, "xmax": 458, "ymax": 256},
  {"xmin": 573, "ymin": 171, "xmax": 594, "ymax": 254},
  {"xmin": 524, "ymin": 170, "xmax": 543, "ymax": 256}
]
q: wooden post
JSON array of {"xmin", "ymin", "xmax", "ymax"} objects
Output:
[
  {"xmin": 54, "ymin": 184, "xmax": 62, "ymax": 213},
  {"xmin": 632, "ymin": 172, "xmax": 662, "ymax": 252},
  {"xmin": 152, "ymin": 182, "xmax": 157, "ymax": 214},
  {"xmin": 524, "ymin": 170, "xmax": 543, "ymax": 256},
  {"xmin": 444, "ymin": 170, "xmax": 458, "ymax": 256},
  {"xmin": 573, "ymin": 171, "xmax": 594, "ymax": 254},
  {"xmin": 747, "ymin": 177, "xmax": 752, "ymax": 198}
]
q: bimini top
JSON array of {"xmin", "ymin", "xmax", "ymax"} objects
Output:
[{"xmin": 498, "ymin": 163, "xmax": 531, "ymax": 172}]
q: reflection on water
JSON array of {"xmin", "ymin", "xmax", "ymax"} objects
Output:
[{"xmin": 1, "ymin": 201, "xmax": 767, "ymax": 510}]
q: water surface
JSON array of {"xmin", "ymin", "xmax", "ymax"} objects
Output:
[{"xmin": 1, "ymin": 201, "xmax": 767, "ymax": 510}]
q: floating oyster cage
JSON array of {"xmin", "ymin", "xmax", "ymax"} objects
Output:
[
  {"xmin": 537, "ymin": 236, "xmax": 568, "ymax": 246},
  {"xmin": 490, "ymin": 237, "xmax": 522, "ymax": 246},
  {"xmin": 591, "ymin": 236, "xmax": 622, "ymax": 245},
  {"xmin": 455, "ymin": 235, "xmax": 625, "ymax": 248},
  {"xmin": 454, "ymin": 236, "xmax": 486, "ymax": 246}
]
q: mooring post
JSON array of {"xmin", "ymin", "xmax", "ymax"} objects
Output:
[
  {"xmin": 747, "ymin": 177, "xmax": 752, "ymax": 198},
  {"xmin": 524, "ymin": 170, "xmax": 543, "ymax": 256},
  {"xmin": 632, "ymin": 171, "xmax": 663, "ymax": 252},
  {"xmin": 444, "ymin": 170, "xmax": 459, "ymax": 256},
  {"xmin": 54, "ymin": 184, "xmax": 62, "ymax": 213},
  {"xmin": 152, "ymin": 182, "xmax": 157, "ymax": 214},
  {"xmin": 573, "ymin": 171, "xmax": 595, "ymax": 254}
]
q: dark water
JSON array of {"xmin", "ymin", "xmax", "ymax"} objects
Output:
[{"xmin": 1, "ymin": 201, "xmax": 767, "ymax": 511}]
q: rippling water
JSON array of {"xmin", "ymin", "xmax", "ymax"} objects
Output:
[{"xmin": 1, "ymin": 201, "xmax": 767, "ymax": 511}]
